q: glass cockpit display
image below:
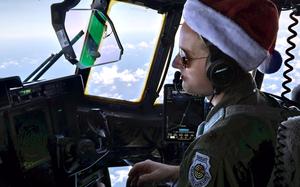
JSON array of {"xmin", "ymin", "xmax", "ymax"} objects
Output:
[
  {"xmin": 9, "ymin": 107, "xmax": 51, "ymax": 171},
  {"xmin": 164, "ymin": 84, "xmax": 205, "ymax": 141}
]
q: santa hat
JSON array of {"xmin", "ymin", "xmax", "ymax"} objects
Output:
[{"xmin": 183, "ymin": 0, "xmax": 281, "ymax": 73}]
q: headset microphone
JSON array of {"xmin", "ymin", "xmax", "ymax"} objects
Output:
[{"xmin": 173, "ymin": 71, "xmax": 182, "ymax": 94}]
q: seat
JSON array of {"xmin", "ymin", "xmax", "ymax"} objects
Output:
[{"xmin": 272, "ymin": 116, "xmax": 300, "ymax": 187}]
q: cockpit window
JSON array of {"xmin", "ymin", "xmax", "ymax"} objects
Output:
[
  {"xmin": 261, "ymin": 11, "xmax": 300, "ymax": 98},
  {"xmin": 0, "ymin": 1, "xmax": 91, "ymax": 81},
  {"xmin": 84, "ymin": 1, "xmax": 164, "ymax": 101},
  {"xmin": 156, "ymin": 26, "xmax": 181, "ymax": 103}
]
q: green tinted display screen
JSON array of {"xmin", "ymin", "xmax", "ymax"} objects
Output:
[
  {"xmin": 13, "ymin": 109, "xmax": 50, "ymax": 170},
  {"xmin": 79, "ymin": 11, "xmax": 107, "ymax": 68},
  {"xmin": 19, "ymin": 89, "xmax": 32, "ymax": 96}
]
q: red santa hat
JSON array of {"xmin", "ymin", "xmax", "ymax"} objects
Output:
[{"xmin": 183, "ymin": 0, "xmax": 280, "ymax": 72}]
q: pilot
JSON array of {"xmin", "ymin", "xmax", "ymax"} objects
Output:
[{"xmin": 127, "ymin": 0, "xmax": 289, "ymax": 186}]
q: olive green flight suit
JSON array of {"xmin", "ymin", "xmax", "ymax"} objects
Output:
[{"xmin": 176, "ymin": 74, "xmax": 299, "ymax": 187}]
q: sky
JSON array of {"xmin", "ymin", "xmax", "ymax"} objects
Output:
[
  {"xmin": 1, "ymin": 1, "xmax": 300, "ymax": 186},
  {"xmin": 260, "ymin": 11, "xmax": 300, "ymax": 98}
]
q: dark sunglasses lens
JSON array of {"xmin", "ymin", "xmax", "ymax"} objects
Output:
[{"xmin": 182, "ymin": 57, "xmax": 186, "ymax": 65}]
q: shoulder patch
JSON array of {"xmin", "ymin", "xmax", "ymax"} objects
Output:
[{"xmin": 189, "ymin": 152, "xmax": 212, "ymax": 187}]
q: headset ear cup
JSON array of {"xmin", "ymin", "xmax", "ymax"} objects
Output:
[{"xmin": 207, "ymin": 60, "xmax": 236, "ymax": 90}]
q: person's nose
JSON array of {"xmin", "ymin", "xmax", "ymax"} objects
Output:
[{"xmin": 172, "ymin": 54, "xmax": 184, "ymax": 69}]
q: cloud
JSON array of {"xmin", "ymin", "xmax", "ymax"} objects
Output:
[
  {"xmin": 0, "ymin": 56, "xmax": 41, "ymax": 71},
  {"xmin": 125, "ymin": 43, "xmax": 136, "ymax": 49},
  {"xmin": 109, "ymin": 166, "xmax": 132, "ymax": 186},
  {"xmin": 265, "ymin": 83, "xmax": 279, "ymax": 91},
  {"xmin": 89, "ymin": 87, "xmax": 123, "ymax": 99},
  {"xmin": 125, "ymin": 41, "xmax": 154, "ymax": 50},
  {"xmin": 101, "ymin": 44, "xmax": 120, "ymax": 50},
  {"xmin": 111, "ymin": 85, "xmax": 117, "ymax": 91},
  {"xmin": 0, "ymin": 60, "xmax": 20, "ymax": 69},
  {"xmin": 138, "ymin": 41, "xmax": 149, "ymax": 48},
  {"xmin": 276, "ymin": 35, "xmax": 288, "ymax": 46},
  {"xmin": 119, "ymin": 69, "xmax": 138, "ymax": 82},
  {"xmin": 20, "ymin": 57, "xmax": 40, "ymax": 65},
  {"xmin": 261, "ymin": 84, "xmax": 282, "ymax": 96},
  {"xmin": 264, "ymin": 74, "xmax": 281, "ymax": 81},
  {"xmin": 144, "ymin": 62, "xmax": 150, "ymax": 67},
  {"xmin": 91, "ymin": 88, "xmax": 100, "ymax": 94},
  {"xmin": 290, "ymin": 71, "xmax": 300, "ymax": 86},
  {"xmin": 150, "ymin": 38, "xmax": 156, "ymax": 45},
  {"xmin": 100, "ymin": 92, "xmax": 123, "ymax": 99},
  {"xmin": 91, "ymin": 65, "xmax": 119, "ymax": 85},
  {"xmin": 134, "ymin": 68, "xmax": 147, "ymax": 78},
  {"xmin": 90, "ymin": 65, "xmax": 148, "ymax": 85}
]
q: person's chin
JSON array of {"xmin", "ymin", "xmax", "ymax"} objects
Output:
[
  {"xmin": 183, "ymin": 84, "xmax": 205, "ymax": 96},
  {"xmin": 184, "ymin": 89, "xmax": 202, "ymax": 97},
  {"xmin": 182, "ymin": 86, "xmax": 192, "ymax": 95},
  {"xmin": 184, "ymin": 87, "xmax": 212, "ymax": 97}
]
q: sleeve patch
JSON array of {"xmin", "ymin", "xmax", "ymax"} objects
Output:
[{"xmin": 189, "ymin": 152, "xmax": 212, "ymax": 187}]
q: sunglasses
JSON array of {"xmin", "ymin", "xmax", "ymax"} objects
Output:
[{"xmin": 178, "ymin": 48, "xmax": 208, "ymax": 68}]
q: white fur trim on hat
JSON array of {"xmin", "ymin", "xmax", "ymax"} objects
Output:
[{"xmin": 183, "ymin": 0, "xmax": 270, "ymax": 71}]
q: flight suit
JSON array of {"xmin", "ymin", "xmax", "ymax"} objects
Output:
[{"xmin": 176, "ymin": 74, "xmax": 299, "ymax": 187}]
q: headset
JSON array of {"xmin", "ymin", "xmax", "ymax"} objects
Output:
[{"xmin": 205, "ymin": 44, "xmax": 238, "ymax": 93}]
